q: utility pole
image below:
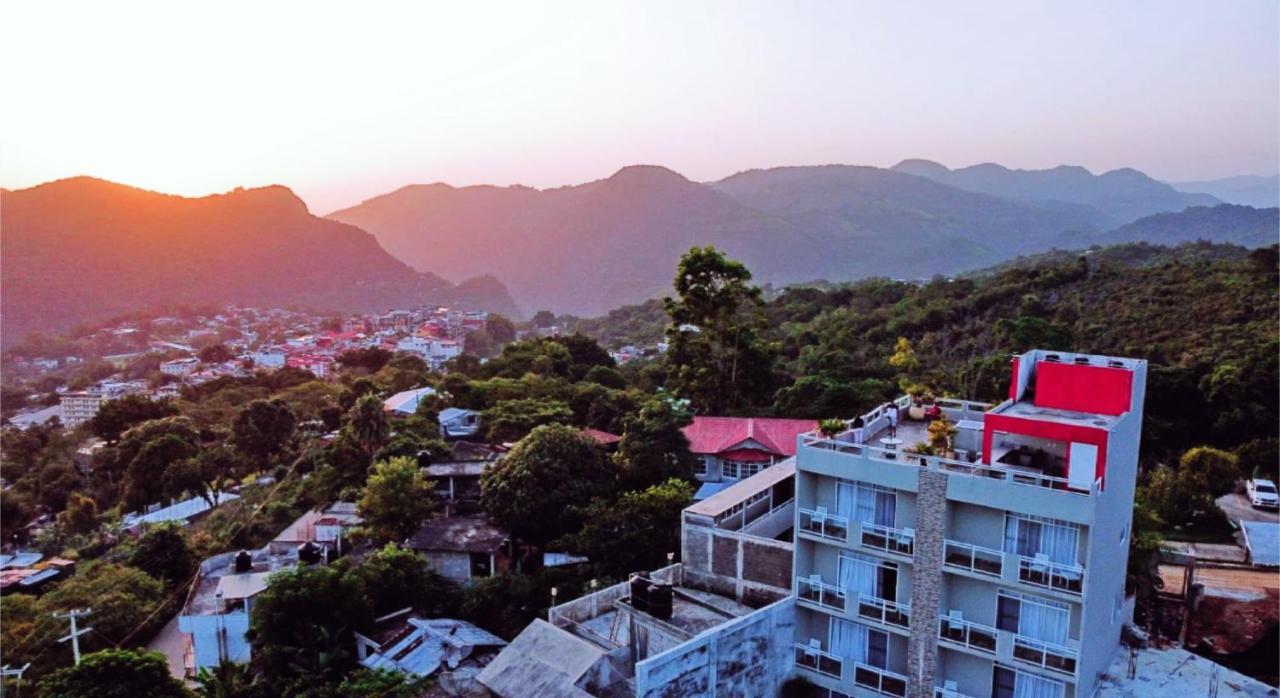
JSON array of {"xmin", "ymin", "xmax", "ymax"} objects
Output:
[
  {"xmin": 53, "ymin": 608, "xmax": 93, "ymax": 665},
  {"xmin": 1, "ymin": 663, "xmax": 31, "ymax": 698}
]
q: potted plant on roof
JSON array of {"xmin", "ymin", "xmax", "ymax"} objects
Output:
[
  {"xmin": 818, "ymin": 418, "xmax": 846, "ymax": 447},
  {"xmin": 927, "ymin": 415, "xmax": 958, "ymax": 459}
]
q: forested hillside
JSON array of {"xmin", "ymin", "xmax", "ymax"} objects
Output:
[{"xmin": 575, "ymin": 242, "xmax": 1279, "ymax": 464}]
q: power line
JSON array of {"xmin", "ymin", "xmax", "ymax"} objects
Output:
[{"xmin": 0, "ymin": 663, "xmax": 32, "ymax": 698}]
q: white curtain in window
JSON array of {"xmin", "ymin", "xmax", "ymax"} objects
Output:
[
  {"xmin": 836, "ymin": 480, "xmax": 855, "ymax": 518},
  {"xmin": 1005, "ymin": 517, "xmax": 1077, "ymax": 566},
  {"xmin": 1038, "ymin": 522, "xmax": 1078, "ymax": 566},
  {"xmin": 1017, "ymin": 597, "xmax": 1070, "ymax": 645},
  {"xmin": 853, "ymin": 484, "xmax": 896, "ymax": 527},
  {"xmin": 838, "ymin": 552, "xmax": 881, "ymax": 599},
  {"xmin": 829, "ymin": 617, "xmax": 869, "ymax": 664},
  {"xmin": 1013, "ymin": 671, "xmax": 1064, "ymax": 698}
]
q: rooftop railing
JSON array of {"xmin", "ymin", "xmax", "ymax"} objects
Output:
[
  {"xmin": 798, "ymin": 433, "xmax": 1101, "ymax": 498},
  {"xmin": 853, "ymin": 662, "xmax": 909, "ymax": 697},
  {"xmin": 796, "ymin": 575, "xmax": 847, "ymax": 612},
  {"xmin": 934, "ymin": 687, "xmax": 978, "ymax": 698},
  {"xmin": 794, "ymin": 641, "xmax": 843, "ymax": 679},
  {"xmin": 798, "ymin": 507, "xmax": 849, "ymax": 543}
]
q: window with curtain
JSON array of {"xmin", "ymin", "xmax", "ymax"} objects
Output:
[
  {"xmin": 1003, "ymin": 515, "xmax": 1079, "ymax": 566},
  {"xmin": 836, "ymin": 480, "xmax": 896, "ymax": 527},
  {"xmin": 996, "ymin": 592, "xmax": 1070, "ymax": 645},
  {"xmin": 993, "ymin": 666, "xmax": 1064, "ymax": 698},
  {"xmin": 838, "ymin": 552, "xmax": 897, "ymax": 602},
  {"xmin": 829, "ymin": 618, "xmax": 888, "ymax": 668}
]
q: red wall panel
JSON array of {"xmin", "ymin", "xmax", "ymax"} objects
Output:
[
  {"xmin": 1033, "ymin": 362, "xmax": 1132, "ymax": 416},
  {"xmin": 983, "ymin": 413, "xmax": 1110, "ymax": 487}
]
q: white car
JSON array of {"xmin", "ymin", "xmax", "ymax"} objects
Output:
[{"xmin": 1246, "ymin": 479, "xmax": 1279, "ymax": 509}]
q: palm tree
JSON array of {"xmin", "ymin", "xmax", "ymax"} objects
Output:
[
  {"xmin": 348, "ymin": 394, "xmax": 390, "ymax": 456},
  {"xmin": 194, "ymin": 661, "xmax": 260, "ymax": 698}
]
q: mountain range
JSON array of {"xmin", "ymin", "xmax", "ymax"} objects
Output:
[
  {"xmin": 0, "ymin": 177, "xmax": 519, "ymax": 346},
  {"xmin": 330, "ymin": 161, "xmax": 1270, "ymax": 317},
  {"xmin": 1169, "ymin": 174, "xmax": 1280, "ymax": 209}
]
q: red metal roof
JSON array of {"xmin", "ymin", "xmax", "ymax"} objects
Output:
[
  {"xmin": 581, "ymin": 428, "xmax": 622, "ymax": 445},
  {"xmin": 682, "ymin": 417, "xmax": 818, "ymax": 457}
]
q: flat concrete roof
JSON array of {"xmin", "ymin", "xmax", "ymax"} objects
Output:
[
  {"xmin": 995, "ymin": 399, "xmax": 1120, "ymax": 430},
  {"xmin": 1241, "ymin": 521, "xmax": 1280, "ymax": 567},
  {"xmin": 1095, "ymin": 646, "xmax": 1273, "ymax": 698}
]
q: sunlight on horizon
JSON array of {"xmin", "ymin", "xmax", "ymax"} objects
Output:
[{"xmin": 1, "ymin": 0, "xmax": 1276, "ymax": 213}]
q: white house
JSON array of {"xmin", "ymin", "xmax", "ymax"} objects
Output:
[
  {"xmin": 248, "ymin": 349, "xmax": 287, "ymax": 369},
  {"xmin": 439, "ymin": 407, "xmax": 481, "ymax": 439},
  {"xmin": 383, "ymin": 387, "xmax": 438, "ymax": 416},
  {"xmin": 160, "ymin": 357, "xmax": 200, "ymax": 376}
]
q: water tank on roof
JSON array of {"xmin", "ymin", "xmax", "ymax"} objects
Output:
[
  {"xmin": 647, "ymin": 582, "xmax": 673, "ymax": 621},
  {"xmin": 298, "ymin": 541, "xmax": 322, "ymax": 565},
  {"xmin": 630, "ymin": 573, "xmax": 653, "ymax": 614},
  {"xmin": 234, "ymin": 550, "xmax": 253, "ymax": 573}
]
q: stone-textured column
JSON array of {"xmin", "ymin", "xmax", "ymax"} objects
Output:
[{"xmin": 907, "ymin": 468, "xmax": 947, "ymax": 697}]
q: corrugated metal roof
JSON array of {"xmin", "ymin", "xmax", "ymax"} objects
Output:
[
  {"xmin": 681, "ymin": 416, "xmax": 817, "ymax": 457},
  {"xmin": 215, "ymin": 571, "xmax": 273, "ymax": 599},
  {"xmin": 1241, "ymin": 521, "xmax": 1280, "ymax": 567},
  {"xmin": 0, "ymin": 552, "xmax": 43, "ymax": 569},
  {"xmin": 687, "ymin": 459, "xmax": 795, "ymax": 515},
  {"xmin": 361, "ymin": 618, "xmax": 506, "ymax": 676},
  {"xmin": 124, "ymin": 492, "xmax": 239, "ymax": 527}
]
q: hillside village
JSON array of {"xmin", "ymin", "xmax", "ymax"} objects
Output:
[{"xmin": 0, "ymin": 245, "xmax": 1276, "ymax": 698}]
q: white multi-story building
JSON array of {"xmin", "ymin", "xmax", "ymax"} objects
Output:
[
  {"xmin": 160, "ymin": 357, "xmax": 200, "ymax": 376},
  {"xmin": 791, "ymin": 349, "xmax": 1146, "ymax": 698},
  {"xmin": 59, "ymin": 382, "xmax": 135, "ymax": 428}
]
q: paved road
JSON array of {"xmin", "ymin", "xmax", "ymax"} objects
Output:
[
  {"xmin": 1217, "ymin": 493, "xmax": 1280, "ymax": 525},
  {"xmin": 146, "ymin": 615, "xmax": 187, "ymax": 680}
]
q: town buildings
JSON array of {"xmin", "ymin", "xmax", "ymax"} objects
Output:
[
  {"xmin": 439, "ymin": 407, "xmax": 482, "ymax": 439},
  {"xmin": 159, "ymin": 356, "xmax": 200, "ymax": 376}
]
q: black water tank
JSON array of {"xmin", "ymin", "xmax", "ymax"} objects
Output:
[
  {"xmin": 630, "ymin": 573, "xmax": 652, "ymax": 613},
  {"xmin": 234, "ymin": 550, "xmax": 253, "ymax": 573},
  {"xmin": 298, "ymin": 541, "xmax": 322, "ymax": 565},
  {"xmin": 647, "ymin": 583, "xmax": 673, "ymax": 621}
]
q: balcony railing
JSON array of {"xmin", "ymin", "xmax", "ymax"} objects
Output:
[
  {"xmin": 1013, "ymin": 635, "xmax": 1079, "ymax": 676},
  {"xmin": 798, "ymin": 507, "xmax": 849, "ymax": 543},
  {"xmin": 860, "ymin": 522, "xmax": 914, "ymax": 557},
  {"xmin": 853, "ymin": 662, "xmax": 909, "ymax": 697},
  {"xmin": 794, "ymin": 641, "xmax": 843, "ymax": 679},
  {"xmin": 856, "ymin": 594, "xmax": 910, "ymax": 629},
  {"xmin": 943, "ymin": 540, "xmax": 1003, "ymax": 578},
  {"xmin": 938, "ymin": 615, "xmax": 998, "ymax": 654},
  {"xmin": 796, "ymin": 575, "xmax": 847, "ymax": 612},
  {"xmin": 934, "ymin": 688, "xmax": 978, "ymax": 698},
  {"xmin": 1017, "ymin": 556, "xmax": 1084, "ymax": 595}
]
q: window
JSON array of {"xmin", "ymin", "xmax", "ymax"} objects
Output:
[
  {"xmin": 993, "ymin": 665, "xmax": 1064, "ymax": 698},
  {"xmin": 747, "ymin": 490, "xmax": 770, "ymax": 506},
  {"xmin": 829, "ymin": 618, "xmax": 889, "ymax": 668},
  {"xmin": 1120, "ymin": 524, "xmax": 1129, "ymax": 545},
  {"xmin": 469, "ymin": 552, "xmax": 493, "ymax": 578},
  {"xmin": 722, "ymin": 460, "xmax": 764, "ymax": 480},
  {"xmin": 996, "ymin": 591, "xmax": 1070, "ymax": 644},
  {"xmin": 836, "ymin": 480, "xmax": 897, "ymax": 527},
  {"xmin": 838, "ymin": 552, "xmax": 898, "ymax": 602},
  {"xmin": 694, "ymin": 457, "xmax": 709, "ymax": 477},
  {"xmin": 1004, "ymin": 515, "xmax": 1079, "ymax": 566},
  {"xmin": 723, "ymin": 461, "xmax": 738, "ymax": 479}
]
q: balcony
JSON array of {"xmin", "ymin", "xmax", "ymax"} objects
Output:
[
  {"xmin": 1013, "ymin": 635, "xmax": 1079, "ymax": 676},
  {"xmin": 798, "ymin": 507, "xmax": 849, "ymax": 543},
  {"xmin": 934, "ymin": 687, "xmax": 978, "ymax": 698},
  {"xmin": 859, "ymin": 522, "xmax": 915, "ymax": 557},
  {"xmin": 853, "ymin": 662, "xmax": 909, "ymax": 697},
  {"xmin": 856, "ymin": 594, "xmax": 910, "ymax": 630},
  {"xmin": 943, "ymin": 540, "xmax": 1003, "ymax": 578},
  {"xmin": 794, "ymin": 641, "xmax": 843, "ymax": 679},
  {"xmin": 796, "ymin": 575, "xmax": 846, "ymax": 612},
  {"xmin": 938, "ymin": 615, "xmax": 998, "ymax": 654},
  {"xmin": 1017, "ymin": 556, "xmax": 1084, "ymax": 596}
]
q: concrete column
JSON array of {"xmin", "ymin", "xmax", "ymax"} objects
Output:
[{"xmin": 907, "ymin": 468, "xmax": 947, "ymax": 697}]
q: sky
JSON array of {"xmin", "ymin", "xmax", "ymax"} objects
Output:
[{"xmin": 2, "ymin": 1, "xmax": 1277, "ymax": 214}]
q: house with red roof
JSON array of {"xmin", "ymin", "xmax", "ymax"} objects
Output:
[{"xmin": 681, "ymin": 417, "xmax": 817, "ymax": 497}]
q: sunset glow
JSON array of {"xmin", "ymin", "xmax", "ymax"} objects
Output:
[{"xmin": 2, "ymin": 0, "xmax": 1277, "ymax": 212}]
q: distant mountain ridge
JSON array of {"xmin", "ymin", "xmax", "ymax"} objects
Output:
[
  {"xmin": 0, "ymin": 177, "xmax": 519, "ymax": 345},
  {"xmin": 330, "ymin": 163, "xmax": 1122, "ymax": 316},
  {"xmin": 1170, "ymin": 174, "xmax": 1279, "ymax": 208},
  {"xmin": 890, "ymin": 158, "xmax": 1219, "ymax": 226},
  {"xmin": 1086, "ymin": 204, "xmax": 1279, "ymax": 249}
]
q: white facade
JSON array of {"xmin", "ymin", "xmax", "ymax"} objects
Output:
[
  {"xmin": 249, "ymin": 349, "xmax": 287, "ymax": 368},
  {"xmin": 160, "ymin": 357, "xmax": 200, "ymax": 376}
]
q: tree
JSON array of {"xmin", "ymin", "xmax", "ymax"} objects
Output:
[
  {"xmin": 1178, "ymin": 446, "xmax": 1240, "ymax": 498},
  {"xmin": 357, "ymin": 457, "xmax": 437, "ymax": 545},
  {"xmin": 88, "ymin": 395, "xmax": 179, "ymax": 443},
  {"xmin": 554, "ymin": 479, "xmax": 694, "ymax": 576},
  {"xmin": 349, "ymin": 544, "xmax": 454, "ymax": 617},
  {"xmin": 39, "ymin": 649, "xmax": 190, "ymax": 698},
  {"xmin": 199, "ymin": 344, "xmax": 235, "ymax": 364},
  {"xmin": 57, "ymin": 491, "xmax": 99, "ymax": 534},
  {"xmin": 612, "ymin": 397, "xmax": 693, "ymax": 491},
  {"xmin": 195, "ymin": 660, "xmax": 263, "ymax": 698},
  {"xmin": 531, "ymin": 310, "xmax": 557, "ymax": 328},
  {"xmin": 481, "ymin": 398, "xmax": 574, "ymax": 442},
  {"xmin": 337, "ymin": 347, "xmax": 393, "ymax": 373},
  {"xmin": 663, "ymin": 246, "xmax": 776, "ymax": 413},
  {"xmin": 486, "ymin": 314, "xmax": 517, "ymax": 344},
  {"xmin": 123, "ymin": 433, "xmax": 199, "ymax": 509},
  {"xmin": 129, "ymin": 523, "xmax": 194, "ymax": 585},
  {"xmin": 481, "ymin": 424, "xmax": 611, "ymax": 548},
  {"xmin": 231, "ymin": 399, "xmax": 297, "ymax": 464},
  {"xmin": 247, "ymin": 565, "xmax": 372, "ymax": 687},
  {"xmin": 348, "ymin": 394, "xmax": 390, "ymax": 456},
  {"xmin": 40, "ymin": 562, "xmax": 166, "ymax": 647}
]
